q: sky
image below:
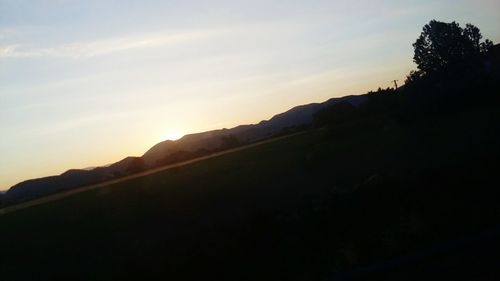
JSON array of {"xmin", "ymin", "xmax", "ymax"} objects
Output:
[{"xmin": 1, "ymin": 0, "xmax": 499, "ymax": 190}]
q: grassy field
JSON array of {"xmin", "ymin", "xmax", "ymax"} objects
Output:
[{"xmin": 1, "ymin": 100, "xmax": 500, "ymax": 280}]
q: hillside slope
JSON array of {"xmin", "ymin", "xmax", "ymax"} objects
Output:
[{"xmin": 1, "ymin": 94, "xmax": 499, "ymax": 280}]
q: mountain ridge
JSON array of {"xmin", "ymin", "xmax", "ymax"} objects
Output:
[{"xmin": 3, "ymin": 94, "xmax": 367, "ymax": 204}]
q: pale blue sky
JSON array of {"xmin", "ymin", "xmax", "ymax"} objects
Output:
[{"xmin": 1, "ymin": 0, "xmax": 499, "ymax": 189}]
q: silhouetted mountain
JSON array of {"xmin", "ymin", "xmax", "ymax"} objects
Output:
[
  {"xmin": 5, "ymin": 156, "xmax": 144, "ymax": 203},
  {"xmin": 7, "ymin": 170, "xmax": 106, "ymax": 203},
  {"xmin": 3, "ymin": 94, "xmax": 366, "ymax": 204},
  {"xmin": 143, "ymin": 94, "xmax": 366, "ymax": 165}
]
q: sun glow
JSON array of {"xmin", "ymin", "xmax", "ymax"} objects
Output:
[{"xmin": 162, "ymin": 130, "xmax": 184, "ymax": 141}]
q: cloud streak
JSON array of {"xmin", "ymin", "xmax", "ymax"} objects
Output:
[{"xmin": 0, "ymin": 30, "xmax": 221, "ymax": 59}]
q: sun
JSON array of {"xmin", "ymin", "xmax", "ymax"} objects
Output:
[{"xmin": 162, "ymin": 130, "xmax": 184, "ymax": 141}]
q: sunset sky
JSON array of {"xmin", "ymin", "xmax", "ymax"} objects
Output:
[{"xmin": 1, "ymin": 0, "xmax": 499, "ymax": 190}]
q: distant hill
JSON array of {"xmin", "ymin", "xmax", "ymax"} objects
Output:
[
  {"xmin": 143, "ymin": 95, "xmax": 365, "ymax": 165},
  {"xmin": 3, "ymin": 94, "xmax": 366, "ymax": 204},
  {"xmin": 5, "ymin": 156, "xmax": 144, "ymax": 203}
]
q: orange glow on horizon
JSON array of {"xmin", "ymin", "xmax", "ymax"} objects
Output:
[{"xmin": 162, "ymin": 130, "xmax": 184, "ymax": 141}]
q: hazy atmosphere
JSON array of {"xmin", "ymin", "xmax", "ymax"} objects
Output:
[{"xmin": 1, "ymin": 0, "xmax": 499, "ymax": 189}]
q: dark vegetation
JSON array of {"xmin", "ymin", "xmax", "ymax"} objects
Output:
[{"xmin": 1, "ymin": 20, "xmax": 500, "ymax": 280}]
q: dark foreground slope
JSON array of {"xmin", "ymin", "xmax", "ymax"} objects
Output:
[{"xmin": 1, "ymin": 92, "xmax": 500, "ymax": 280}]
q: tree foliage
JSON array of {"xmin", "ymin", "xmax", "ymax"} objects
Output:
[{"xmin": 413, "ymin": 20, "xmax": 493, "ymax": 75}]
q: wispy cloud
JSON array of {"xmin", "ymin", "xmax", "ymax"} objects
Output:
[
  {"xmin": 0, "ymin": 30, "xmax": 221, "ymax": 59},
  {"xmin": 0, "ymin": 45, "xmax": 16, "ymax": 57}
]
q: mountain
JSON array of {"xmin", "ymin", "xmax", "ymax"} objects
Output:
[
  {"xmin": 143, "ymin": 94, "xmax": 366, "ymax": 165},
  {"xmin": 5, "ymin": 156, "xmax": 145, "ymax": 203},
  {"xmin": 3, "ymin": 94, "xmax": 366, "ymax": 205}
]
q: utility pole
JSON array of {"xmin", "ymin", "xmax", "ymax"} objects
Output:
[{"xmin": 392, "ymin": 80, "xmax": 398, "ymax": 89}]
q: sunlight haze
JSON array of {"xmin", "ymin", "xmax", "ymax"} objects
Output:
[{"xmin": 1, "ymin": 0, "xmax": 499, "ymax": 189}]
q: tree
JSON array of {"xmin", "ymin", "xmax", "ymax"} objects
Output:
[{"xmin": 413, "ymin": 20, "xmax": 492, "ymax": 75}]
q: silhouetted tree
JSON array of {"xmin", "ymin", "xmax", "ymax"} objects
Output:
[
  {"xmin": 404, "ymin": 70, "xmax": 424, "ymax": 85},
  {"xmin": 413, "ymin": 20, "xmax": 492, "ymax": 75}
]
